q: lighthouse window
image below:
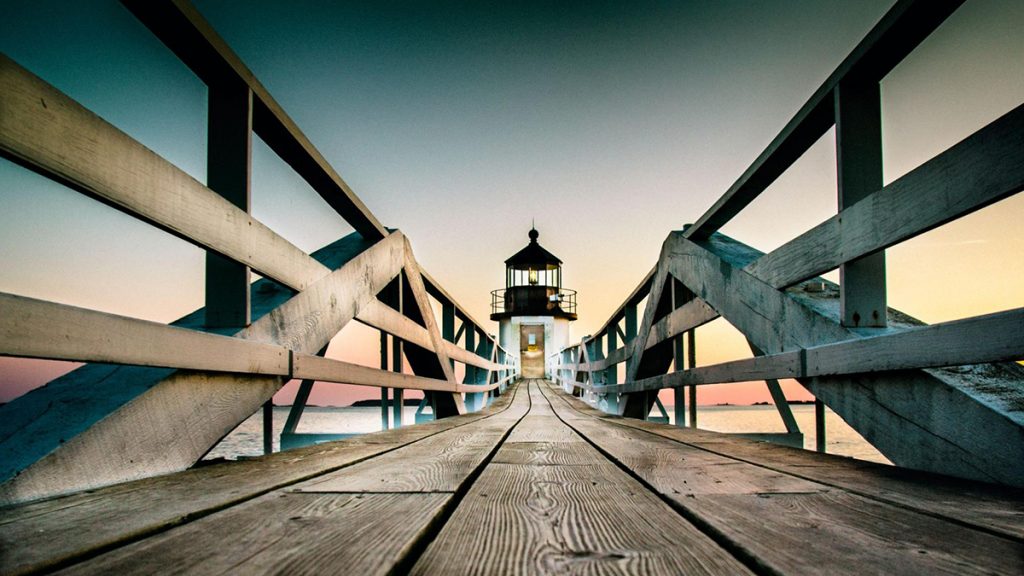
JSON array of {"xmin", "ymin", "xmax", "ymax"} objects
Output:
[{"xmin": 528, "ymin": 334, "xmax": 536, "ymax": 346}]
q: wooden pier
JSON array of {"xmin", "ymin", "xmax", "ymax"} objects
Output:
[
  {"xmin": 3, "ymin": 380, "xmax": 1021, "ymax": 575},
  {"xmin": 2, "ymin": 1, "xmax": 1023, "ymax": 574}
]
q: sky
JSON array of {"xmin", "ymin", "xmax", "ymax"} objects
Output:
[{"xmin": 1, "ymin": 0, "xmax": 1021, "ymax": 408}]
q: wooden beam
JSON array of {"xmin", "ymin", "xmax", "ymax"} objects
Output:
[
  {"xmin": 292, "ymin": 354, "xmax": 455, "ymax": 393},
  {"xmin": 356, "ymin": 300, "xmax": 508, "ymax": 372},
  {"xmin": 0, "ymin": 232, "xmax": 405, "ymax": 503},
  {"xmin": 205, "ymin": 77, "xmax": 253, "ymax": 328},
  {"xmin": 0, "ymin": 292, "xmax": 289, "ymax": 376},
  {"xmin": 593, "ymin": 307, "xmax": 1024, "ymax": 397},
  {"xmin": 121, "ymin": 0, "xmax": 389, "ymax": 241},
  {"xmin": 685, "ymin": 0, "xmax": 963, "ymax": 239},
  {"xmin": 745, "ymin": 104, "xmax": 1024, "ymax": 289},
  {"xmin": 835, "ymin": 75, "xmax": 886, "ymax": 327},
  {"xmin": 0, "ymin": 54, "xmax": 327, "ymax": 292}
]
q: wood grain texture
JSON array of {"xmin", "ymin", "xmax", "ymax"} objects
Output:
[
  {"xmin": 0, "ymin": 232, "xmax": 406, "ymax": 505},
  {"xmin": 684, "ymin": 492, "xmax": 1024, "ymax": 576},
  {"xmin": 121, "ymin": 0, "xmax": 389, "ymax": 242},
  {"xmin": 0, "ymin": 292, "xmax": 289, "ymax": 375},
  {"xmin": 746, "ymin": 104, "xmax": 1024, "ymax": 289},
  {"xmin": 296, "ymin": 381, "xmax": 529, "ymax": 493},
  {"xmin": 0, "ymin": 54, "xmax": 327, "ymax": 292},
  {"xmin": 411, "ymin": 386, "xmax": 753, "ymax": 575},
  {"xmin": 0, "ymin": 382, "xmax": 521, "ymax": 576},
  {"xmin": 54, "ymin": 492, "xmax": 449, "ymax": 576},
  {"xmin": 545, "ymin": 381, "xmax": 1024, "ymax": 541},
  {"xmin": 539, "ymin": 381, "xmax": 1024, "ymax": 574},
  {"xmin": 684, "ymin": 0, "xmax": 962, "ymax": 240}
]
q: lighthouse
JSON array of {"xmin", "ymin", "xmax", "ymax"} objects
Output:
[{"xmin": 490, "ymin": 227, "xmax": 577, "ymax": 379}]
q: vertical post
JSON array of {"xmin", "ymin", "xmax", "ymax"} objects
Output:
[
  {"xmin": 392, "ymin": 273, "xmax": 404, "ymax": 428},
  {"xmin": 205, "ymin": 79, "xmax": 252, "ymax": 329},
  {"xmin": 836, "ymin": 77, "xmax": 886, "ymax": 328},
  {"xmin": 602, "ymin": 325, "xmax": 610, "ymax": 387},
  {"xmin": 672, "ymin": 283, "xmax": 685, "ymax": 428},
  {"xmin": 815, "ymin": 399, "xmax": 827, "ymax": 453},
  {"xmin": 380, "ymin": 330, "xmax": 387, "ymax": 428},
  {"xmin": 464, "ymin": 326, "xmax": 479, "ymax": 411},
  {"xmin": 262, "ymin": 400, "xmax": 273, "ymax": 455},
  {"xmin": 687, "ymin": 329, "xmax": 697, "ymax": 428}
]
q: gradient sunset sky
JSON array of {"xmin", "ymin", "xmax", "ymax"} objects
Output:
[{"xmin": 1, "ymin": 0, "xmax": 1021, "ymax": 407}]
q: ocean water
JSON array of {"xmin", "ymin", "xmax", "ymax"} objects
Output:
[{"xmin": 204, "ymin": 403, "xmax": 890, "ymax": 465}]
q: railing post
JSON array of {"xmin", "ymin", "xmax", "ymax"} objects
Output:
[
  {"xmin": 392, "ymin": 273, "xmax": 404, "ymax": 427},
  {"xmin": 687, "ymin": 329, "xmax": 697, "ymax": 428},
  {"xmin": 835, "ymin": 77, "xmax": 886, "ymax": 328},
  {"xmin": 205, "ymin": 79, "xmax": 252, "ymax": 329},
  {"xmin": 671, "ymin": 281, "xmax": 685, "ymax": 427},
  {"xmin": 380, "ymin": 330, "xmax": 389, "ymax": 431},
  {"xmin": 815, "ymin": 399, "xmax": 827, "ymax": 453}
]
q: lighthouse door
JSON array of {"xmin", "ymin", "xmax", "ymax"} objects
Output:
[{"xmin": 520, "ymin": 324, "xmax": 545, "ymax": 379}]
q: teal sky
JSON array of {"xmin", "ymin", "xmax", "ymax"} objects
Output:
[{"xmin": 1, "ymin": 1, "xmax": 1021, "ymax": 405}]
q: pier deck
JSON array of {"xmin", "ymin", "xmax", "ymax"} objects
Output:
[{"xmin": 2, "ymin": 380, "xmax": 1022, "ymax": 575}]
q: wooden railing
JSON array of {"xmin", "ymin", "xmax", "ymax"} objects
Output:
[
  {"xmin": 0, "ymin": 0, "xmax": 516, "ymax": 504},
  {"xmin": 550, "ymin": 0, "xmax": 1024, "ymax": 487}
]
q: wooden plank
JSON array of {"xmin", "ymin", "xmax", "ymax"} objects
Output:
[
  {"xmin": 595, "ymin": 307, "xmax": 1024, "ymax": 395},
  {"xmin": 645, "ymin": 297, "xmax": 718, "ymax": 350},
  {"xmin": 685, "ymin": 0, "xmax": 963, "ymax": 239},
  {"xmin": 413, "ymin": 463, "xmax": 754, "ymax": 575},
  {"xmin": 297, "ymin": 382, "xmax": 529, "ymax": 493},
  {"xmin": 540, "ymin": 383, "xmax": 1024, "ymax": 573},
  {"xmin": 626, "ymin": 258, "xmax": 670, "ymax": 383},
  {"xmin": 664, "ymin": 232, "xmax": 1024, "ymax": 486},
  {"xmin": 504, "ymin": 416, "xmax": 581, "ymax": 443},
  {"xmin": 0, "ymin": 292, "xmax": 289, "ymax": 376},
  {"xmin": 121, "ymin": 0, "xmax": 389, "ymax": 241},
  {"xmin": 490, "ymin": 442, "xmax": 595, "ymax": 466},
  {"xmin": 0, "ymin": 232, "xmax": 405, "ymax": 505},
  {"xmin": 0, "ymin": 384, "xmax": 521, "ymax": 576},
  {"xmin": 546, "ymin": 382, "xmax": 1024, "ymax": 541},
  {"xmin": 204, "ymin": 78, "xmax": 252, "ymax": 328},
  {"xmin": 292, "ymin": 354, "xmax": 455, "ymax": 392},
  {"xmin": 57, "ymin": 492, "xmax": 449, "ymax": 576},
  {"xmin": 746, "ymin": 104, "xmax": 1024, "ymax": 290},
  {"xmin": 411, "ymin": 393, "xmax": 754, "ymax": 575},
  {"xmin": 0, "ymin": 54, "xmax": 327, "ymax": 292}
]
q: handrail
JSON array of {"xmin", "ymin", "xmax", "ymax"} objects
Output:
[{"xmin": 551, "ymin": 0, "xmax": 1023, "ymax": 487}]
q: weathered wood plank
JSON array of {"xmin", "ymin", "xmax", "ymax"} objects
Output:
[
  {"xmin": 0, "ymin": 232, "xmax": 405, "ymax": 505},
  {"xmin": 746, "ymin": 104, "xmax": 1024, "ymax": 289},
  {"xmin": 411, "ymin": 385, "xmax": 754, "ymax": 575},
  {"xmin": 296, "ymin": 382, "xmax": 529, "ymax": 493},
  {"xmin": 596, "ymin": 306, "xmax": 1024, "ymax": 395},
  {"xmin": 664, "ymin": 232, "xmax": 1024, "ymax": 486},
  {"xmin": 292, "ymin": 354, "xmax": 454, "ymax": 393},
  {"xmin": 539, "ymin": 382, "xmax": 1024, "ymax": 574},
  {"xmin": 545, "ymin": 381, "xmax": 1024, "ymax": 541},
  {"xmin": 504, "ymin": 416, "xmax": 581, "ymax": 443},
  {"xmin": 0, "ymin": 383, "xmax": 521, "ymax": 576},
  {"xmin": 357, "ymin": 300, "xmax": 509, "ymax": 372},
  {"xmin": 490, "ymin": 442, "xmax": 595, "ymax": 466},
  {"xmin": 0, "ymin": 54, "xmax": 326, "ymax": 292},
  {"xmin": 684, "ymin": 0, "xmax": 963, "ymax": 239},
  {"xmin": 121, "ymin": 0, "xmax": 389, "ymax": 241},
  {"xmin": 0, "ymin": 292, "xmax": 289, "ymax": 375},
  {"xmin": 55, "ymin": 492, "xmax": 449, "ymax": 576}
]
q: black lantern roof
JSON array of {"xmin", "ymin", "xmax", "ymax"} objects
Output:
[{"xmin": 504, "ymin": 227, "xmax": 561, "ymax": 271}]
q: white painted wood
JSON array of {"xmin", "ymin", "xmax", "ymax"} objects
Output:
[
  {"xmin": 293, "ymin": 354, "xmax": 455, "ymax": 392},
  {"xmin": 401, "ymin": 238, "xmax": 464, "ymax": 415},
  {"xmin": 745, "ymin": 105, "xmax": 1024, "ymax": 290},
  {"xmin": 0, "ymin": 232, "xmax": 407, "ymax": 504},
  {"xmin": 0, "ymin": 293, "xmax": 289, "ymax": 376},
  {"xmin": 0, "ymin": 55, "xmax": 326, "ymax": 292}
]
